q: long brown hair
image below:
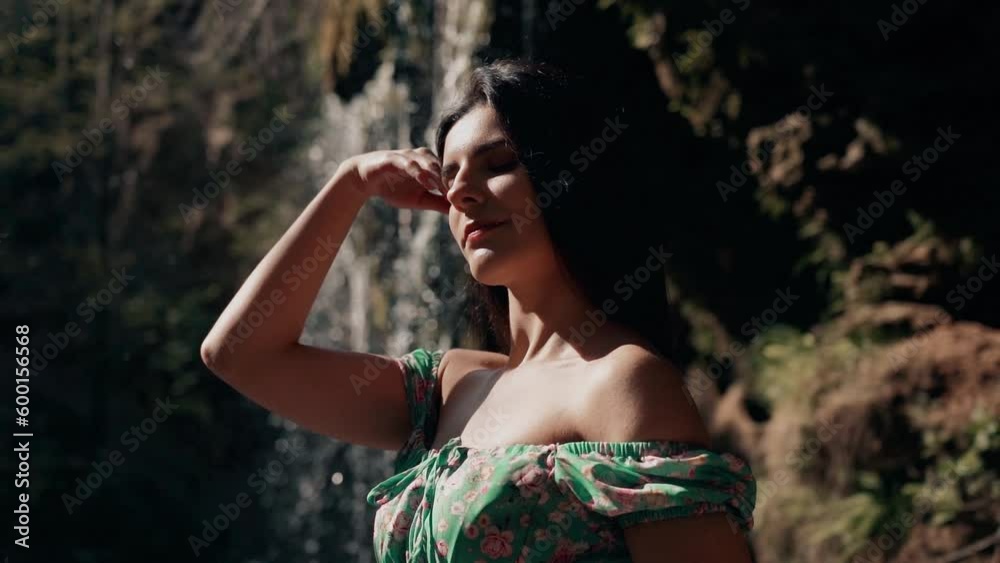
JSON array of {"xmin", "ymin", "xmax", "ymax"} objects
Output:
[{"xmin": 435, "ymin": 59, "xmax": 678, "ymax": 359}]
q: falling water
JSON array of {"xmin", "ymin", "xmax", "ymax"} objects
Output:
[{"xmin": 255, "ymin": 1, "xmax": 494, "ymax": 560}]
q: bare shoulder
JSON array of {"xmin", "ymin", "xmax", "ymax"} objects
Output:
[
  {"xmin": 439, "ymin": 347, "xmax": 508, "ymax": 402},
  {"xmin": 577, "ymin": 344, "xmax": 710, "ymax": 446}
]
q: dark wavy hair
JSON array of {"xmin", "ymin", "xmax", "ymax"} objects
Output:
[{"xmin": 434, "ymin": 58, "xmax": 677, "ymax": 359}]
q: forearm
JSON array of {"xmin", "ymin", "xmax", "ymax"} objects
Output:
[{"xmin": 201, "ymin": 163, "xmax": 368, "ymax": 369}]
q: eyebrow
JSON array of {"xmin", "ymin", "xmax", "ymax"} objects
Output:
[{"xmin": 441, "ymin": 138, "xmax": 511, "ymax": 178}]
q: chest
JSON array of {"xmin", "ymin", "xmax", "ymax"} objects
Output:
[
  {"xmin": 371, "ymin": 446, "xmax": 626, "ymax": 562},
  {"xmin": 430, "ymin": 366, "xmax": 590, "ymax": 451}
]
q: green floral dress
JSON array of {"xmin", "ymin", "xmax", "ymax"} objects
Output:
[{"xmin": 367, "ymin": 348, "xmax": 756, "ymax": 562}]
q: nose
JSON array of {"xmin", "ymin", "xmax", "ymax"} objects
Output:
[{"xmin": 445, "ymin": 166, "xmax": 487, "ymax": 212}]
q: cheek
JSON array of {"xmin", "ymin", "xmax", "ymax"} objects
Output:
[
  {"xmin": 448, "ymin": 210, "xmax": 461, "ymax": 238},
  {"xmin": 491, "ymin": 173, "xmax": 536, "ymax": 214}
]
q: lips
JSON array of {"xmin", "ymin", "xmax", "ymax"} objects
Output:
[{"xmin": 464, "ymin": 220, "xmax": 509, "ymax": 246}]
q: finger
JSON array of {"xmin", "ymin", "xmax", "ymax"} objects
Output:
[
  {"xmin": 403, "ymin": 156, "xmax": 445, "ymax": 195},
  {"xmin": 413, "ymin": 146, "xmax": 438, "ymax": 165},
  {"xmin": 411, "ymin": 190, "xmax": 451, "ymax": 214},
  {"xmin": 408, "ymin": 150, "xmax": 445, "ymax": 191},
  {"xmin": 379, "ymin": 158, "xmax": 414, "ymax": 194}
]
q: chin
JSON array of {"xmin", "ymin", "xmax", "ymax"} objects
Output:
[{"xmin": 466, "ymin": 250, "xmax": 514, "ymax": 287}]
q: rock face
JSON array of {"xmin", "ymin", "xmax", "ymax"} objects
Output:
[{"xmin": 706, "ymin": 242, "xmax": 1000, "ymax": 563}]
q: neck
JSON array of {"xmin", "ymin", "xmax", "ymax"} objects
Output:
[{"xmin": 503, "ymin": 267, "xmax": 615, "ymax": 369}]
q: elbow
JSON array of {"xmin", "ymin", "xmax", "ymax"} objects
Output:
[{"xmin": 200, "ymin": 337, "xmax": 232, "ymax": 375}]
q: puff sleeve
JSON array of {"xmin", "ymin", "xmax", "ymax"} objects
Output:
[
  {"xmin": 392, "ymin": 347, "xmax": 445, "ymax": 474},
  {"xmin": 551, "ymin": 441, "xmax": 756, "ymax": 532}
]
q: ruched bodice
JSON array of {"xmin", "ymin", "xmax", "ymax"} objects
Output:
[{"xmin": 366, "ymin": 348, "xmax": 756, "ymax": 562}]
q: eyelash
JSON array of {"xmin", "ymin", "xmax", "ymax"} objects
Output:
[
  {"xmin": 444, "ymin": 160, "xmax": 518, "ymax": 190},
  {"xmin": 489, "ymin": 160, "xmax": 519, "ymax": 173}
]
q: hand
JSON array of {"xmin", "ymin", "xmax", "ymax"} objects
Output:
[{"xmin": 340, "ymin": 148, "xmax": 450, "ymax": 213}]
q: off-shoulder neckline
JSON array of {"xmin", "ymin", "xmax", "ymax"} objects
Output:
[{"xmin": 426, "ymin": 435, "xmax": 716, "ymax": 457}]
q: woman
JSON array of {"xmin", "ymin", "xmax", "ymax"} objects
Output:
[{"xmin": 201, "ymin": 59, "xmax": 756, "ymax": 562}]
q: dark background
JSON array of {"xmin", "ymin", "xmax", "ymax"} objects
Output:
[{"xmin": 2, "ymin": 0, "xmax": 997, "ymax": 561}]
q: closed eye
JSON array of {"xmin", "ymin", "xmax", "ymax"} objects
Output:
[{"xmin": 489, "ymin": 159, "xmax": 519, "ymax": 173}]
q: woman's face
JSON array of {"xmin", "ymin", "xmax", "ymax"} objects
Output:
[{"xmin": 442, "ymin": 104, "xmax": 557, "ymax": 287}]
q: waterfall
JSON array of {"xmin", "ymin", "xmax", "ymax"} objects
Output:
[{"xmin": 257, "ymin": 1, "xmax": 494, "ymax": 560}]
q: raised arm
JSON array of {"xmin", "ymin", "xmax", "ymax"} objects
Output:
[{"xmin": 199, "ymin": 148, "xmax": 449, "ymax": 450}]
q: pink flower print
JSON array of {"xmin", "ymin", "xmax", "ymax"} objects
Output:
[
  {"xmin": 436, "ymin": 539, "xmax": 449, "ymax": 556},
  {"xmin": 520, "ymin": 513, "xmax": 532, "ymax": 528},
  {"xmin": 563, "ymin": 500, "xmax": 586, "ymax": 518},
  {"xmin": 437, "ymin": 519, "xmax": 450, "ymax": 533},
  {"xmin": 550, "ymin": 538, "xmax": 586, "ymax": 563},
  {"xmin": 635, "ymin": 458, "xmax": 663, "ymax": 471},
  {"xmin": 414, "ymin": 378, "xmax": 428, "ymax": 404},
  {"xmin": 723, "ymin": 453, "xmax": 746, "ymax": 473},
  {"xmin": 450, "ymin": 501, "xmax": 466, "ymax": 515},
  {"xmin": 479, "ymin": 464, "xmax": 495, "ymax": 481},
  {"xmin": 646, "ymin": 491, "xmax": 673, "ymax": 509},
  {"xmin": 447, "ymin": 447, "xmax": 463, "ymax": 468},
  {"xmin": 480, "ymin": 526, "xmax": 514, "ymax": 559},
  {"xmin": 407, "ymin": 493, "xmax": 421, "ymax": 509},
  {"xmin": 609, "ymin": 489, "xmax": 641, "ymax": 512},
  {"xmin": 477, "ymin": 514, "xmax": 492, "ymax": 528},
  {"xmin": 547, "ymin": 511, "xmax": 568, "ymax": 526},
  {"xmin": 511, "ymin": 465, "xmax": 547, "ymax": 498},
  {"xmin": 534, "ymin": 527, "xmax": 550, "ymax": 542},
  {"xmin": 464, "ymin": 523, "xmax": 480, "ymax": 539},
  {"xmin": 596, "ymin": 530, "xmax": 619, "ymax": 551},
  {"xmin": 464, "ymin": 489, "xmax": 480, "ymax": 503},
  {"xmin": 391, "ymin": 511, "xmax": 412, "ymax": 540}
]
